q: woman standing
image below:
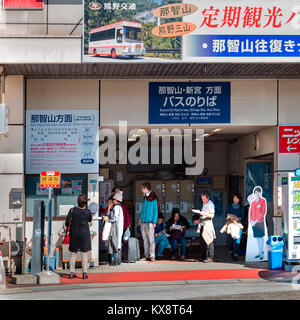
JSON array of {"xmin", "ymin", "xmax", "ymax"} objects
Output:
[
  {"xmin": 248, "ymin": 186, "xmax": 267, "ymax": 260},
  {"xmin": 65, "ymin": 194, "xmax": 92, "ymax": 279},
  {"xmin": 225, "ymin": 193, "xmax": 244, "ymax": 261},
  {"xmin": 103, "ymin": 191, "xmax": 124, "ymax": 266}
]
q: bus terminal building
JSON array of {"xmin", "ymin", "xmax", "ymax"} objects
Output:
[{"xmin": 0, "ymin": 0, "xmax": 300, "ymax": 274}]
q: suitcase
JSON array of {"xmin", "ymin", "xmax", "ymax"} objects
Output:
[{"xmin": 127, "ymin": 237, "xmax": 140, "ymax": 263}]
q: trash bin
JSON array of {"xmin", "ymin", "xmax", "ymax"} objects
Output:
[{"xmin": 266, "ymin": 236, "xmax": 284, "ymax": 270}]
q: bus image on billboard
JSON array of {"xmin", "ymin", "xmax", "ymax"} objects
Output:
[{"xmin": 88, "ymin": 20, "xmax": 146, "ymax": 59}]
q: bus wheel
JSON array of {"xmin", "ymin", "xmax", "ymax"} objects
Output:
[
  {"xmin": 93, "ymin": 49, "xmax": 97, "ymax": 57},
  {"xmin": 111, "ymin": 49, "xmax": 117, "ymax": 59}
]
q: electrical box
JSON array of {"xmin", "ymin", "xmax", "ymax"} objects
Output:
[{"xmin": 9, "ymin": 188, "xmax": 24, "ymax": 209}]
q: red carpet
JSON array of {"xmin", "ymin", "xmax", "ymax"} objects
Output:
[{"xmin": 59, "ymin": 268, "xmax": 270, "ymax": 285}]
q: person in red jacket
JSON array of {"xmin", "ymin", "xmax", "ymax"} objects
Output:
[{"xmin": 249, "ymin": 186, "xmax": 267, "ymax": 260}]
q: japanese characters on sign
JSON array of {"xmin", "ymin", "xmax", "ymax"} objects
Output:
[
  {"xmin": 40, "ymin": 171, "xmax": 61, "ymax": 188},
  {"xmin": 26, "ymin": 110, "xmax": 99, "ymax": 174},
  {"xmin": 83, "ymin": 0, "xmax": 300, "ymax": 63},
  {"xmin": 183, "ymin": 0, "xmax": 300, "ymax": 61},
  {"xmin": 279, "ymin": 125, "xmax": 300, "ymax": 153},
  {"xmin": 149, "ymin": 82, "xmax": 230, "ymax": 124}
]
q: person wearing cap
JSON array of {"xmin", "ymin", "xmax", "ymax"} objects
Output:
[{"xmin": 103, "ymin": 191, "xmax": 124, "ymax": 266}]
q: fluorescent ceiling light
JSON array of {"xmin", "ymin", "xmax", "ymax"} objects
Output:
[{"xmin": 211, "ymin": 128, "xmax": 225, "ymax": 133}]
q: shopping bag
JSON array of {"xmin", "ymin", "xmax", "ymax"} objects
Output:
[
  {"xmin": 123, "ymin": 227, "xmax": 131, "ymax": 242},
  {"xmin": 102, "ymin": 221, "xmax": 112, "ymax": 241}
]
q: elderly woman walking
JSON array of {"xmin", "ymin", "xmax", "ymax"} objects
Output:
[{"xmin": 65, "ymin": 194, "xmax": 92, "ymax": 279}]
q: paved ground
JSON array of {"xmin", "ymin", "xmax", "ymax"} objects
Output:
[
  {"xmin": 0, "ymin": 278, "xmax": 298, "ymax": 300},
  {"xmin": 2, "ymin": 247, "xmax": 299, "ymax": 300},
  {"xmin": 59, "ymin": 259, "xmax": 268, "ymax": 273}
]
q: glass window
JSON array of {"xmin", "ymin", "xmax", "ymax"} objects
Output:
[
  {"xmin": 25, "ymin": 175, "xmax": 87, "ymax": 219},
  {"xmin": 25, "ymin": 176, "xmax": 55, "ymax": 218},
  {"xmin": 124, "ymin": 27, "xmax": 142, "ymax": 41}
]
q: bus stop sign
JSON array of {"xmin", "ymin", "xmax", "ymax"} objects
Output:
[{"xmin": 40, "ymin": 171, "xmax": 60, "ymax": 188}]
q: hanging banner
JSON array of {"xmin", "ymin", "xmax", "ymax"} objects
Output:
[
  {"xmin": 148, "ymin": 81, "xmax": 230, "ymax": 124},
  {"xmin": 26, "ymin": 109, "xmax": 99, "ymax": 174},
  {"xmin": 83, "ymin": 0, "xmax": 300, "ymax": 63}
]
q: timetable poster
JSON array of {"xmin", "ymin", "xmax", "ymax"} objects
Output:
[{"xmin": 26, "ymin": 110, "xmax": 99, "ymax": 174}]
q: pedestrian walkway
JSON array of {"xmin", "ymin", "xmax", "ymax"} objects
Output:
[
  {"xmin": 54, "ymin": 259, "xmax": 294, "ymax": 285},
  {"xmin": 1, "ymin": 259, "xmax": 298, "ymax": 290}
]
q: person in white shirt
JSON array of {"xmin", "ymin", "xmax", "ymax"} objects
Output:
[{"xmin": 193, "ymin": 191, "xmax": 216, "ymax": 263}]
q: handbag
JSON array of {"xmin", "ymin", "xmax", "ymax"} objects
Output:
[
  {"xmin": 63, "ymin": 208, "xmax": 73, "ymax": 245},
  {"xmin": 102, "ymin": 221, "xmax": 112, "ymax": 241},
  {"xmin": 123, "ymin": 227, "xmax": 131, "ymax": 242}
]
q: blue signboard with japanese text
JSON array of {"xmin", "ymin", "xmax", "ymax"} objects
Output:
[{"xmin": 149, "ymin": 81, "xmax": 230, "ymax": 124}]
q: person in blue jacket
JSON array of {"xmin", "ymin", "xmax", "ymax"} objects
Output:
[
  {"xmin": 154, "ymin": 213, "xmax": 171, "ymax": 260},
  {"xmin": 225, "ymin": 193, "xmax": 244, "ymax": 261},
  {"xmin": 138, "ymin": 182, "xmax": 159, "ymax": 262}
]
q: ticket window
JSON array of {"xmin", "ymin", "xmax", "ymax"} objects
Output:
[{"xmin": 25, "ymin": 175, "xmax": 87, "ymax": 220}]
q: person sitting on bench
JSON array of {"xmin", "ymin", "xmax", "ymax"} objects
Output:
[
  {"xmin": 154, "ymin": 213, "xmax": 171, "ymax": 260},
  {"xmin": 166, "ymin": 208, "xmax": 190, "ymax": 261}
]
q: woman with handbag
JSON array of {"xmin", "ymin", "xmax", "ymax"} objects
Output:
[{"xmin": 65, "ymin": 194, "xmax": 92, "ymax": 279}]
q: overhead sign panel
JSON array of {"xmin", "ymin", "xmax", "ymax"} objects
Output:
[{"xmin": 83, "ymin": 0, "xmax": 300, "ymax": 63}]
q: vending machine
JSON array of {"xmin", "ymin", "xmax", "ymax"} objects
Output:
[{"xmin": 281, "ymin": 172, "xmax": 300, "ymax": 265}]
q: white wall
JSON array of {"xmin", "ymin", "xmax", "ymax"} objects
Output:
[
  {"xmin": 6, "ymin": 75, "xmax": 24, "ymax": 125},
  {"xmin": 238, "ymin": 126, "xmax": 277, "ymax": 176},
  {"xmin": 278, "ymin": 80, "xmax": 300, "ymax": 171},
  {"xmin": 0, "ymin": 38, "xmax": 81, "ymax": 63},
  {"xmin": 0, "ymin": 76, "xmax": 24, "ymax": 235},
  {"xmin": 101, "ymin": 80, "xmax": 277, "ymax": 126},
  {"xmin": 27, "ymin": 79, "xmax": 99, "ymax": 110},
  {"xmin": 279, "ymin": 80, "xmax": 300, "ymax": 125}
]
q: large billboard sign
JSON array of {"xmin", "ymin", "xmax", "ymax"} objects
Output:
[
  {"xmin": 26, "ymin": 110, "xmax": 99, "ymax": 174},
  {"xmin": 83, "ymin": 0, "xmax": 300, "ymax": 63}
]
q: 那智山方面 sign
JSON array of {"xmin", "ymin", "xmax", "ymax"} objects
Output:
[
  {"xmin": 83, "ymin": 0, "xmax": 300, "ymax": 63},
  {"xmin": 26, "ymin": 110, "xmax": 99, "ymax": 174},
  {"xmin": 148, "ymin": 82, "xmax": 230, "ymax": 124}
]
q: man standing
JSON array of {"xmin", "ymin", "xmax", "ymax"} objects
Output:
[
  {"xmin": 194, "ymin": 191, "xmax": 216, "ymax": 263},
  {"xmin": 139, "ymin": 182, "xmax": 159, "ymax": 262}
]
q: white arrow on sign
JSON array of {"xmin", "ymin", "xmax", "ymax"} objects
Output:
[{"xmin": 287, "ymin": 145, "xmax": 297, "ymax": 152}]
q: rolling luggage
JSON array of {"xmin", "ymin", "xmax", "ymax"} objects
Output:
[{"xmin": 127, "ymin": 237, "xmax": 140, "ymax": 263}]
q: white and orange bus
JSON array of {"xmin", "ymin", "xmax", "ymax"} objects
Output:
[{"xmin": 88, "ymin": 20, "xmax": 146, "ymax": 59}]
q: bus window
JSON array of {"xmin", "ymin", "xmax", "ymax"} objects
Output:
[
  {"xmin": 124, "ymin": 27, "xmax": 142, "ymax": 41},
  {"xmin": 117, "ymin": 28, "xmax": 123, "ymax": 43}
]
